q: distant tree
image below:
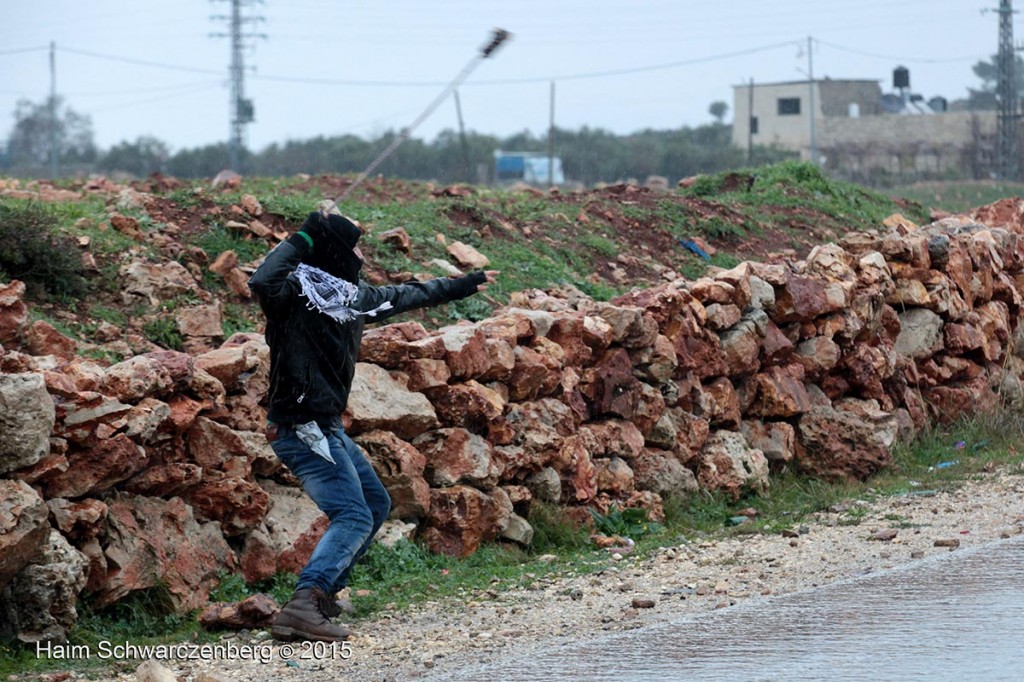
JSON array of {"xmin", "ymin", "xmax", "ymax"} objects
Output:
[
  {"xmin": 708, "ymin": 101, "xmax": 729, "ymax": 124},
  {"xmin": 5, "ymin": 96, "xmax": 96, "ymax": 171},
  {"xmin": 966, "ymin": 54, "xmax": 1024, "ymax": 110},
  {"xmin": 165, "ymin": 143, "xmax": 237, "ymax": 178},
  {"xmin": 99, "ymin": 135, "xmax": 170, "ymax": 176}
]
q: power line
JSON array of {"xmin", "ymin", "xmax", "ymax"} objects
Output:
[
  {"xmin": 254, "ymin": 41, "xmax": 802, "ymax": 88},
  {"xmin": 816, "ymin": 39, "xmax": 982, "ymax": 64},
  {"xmin": 65, "ymin": 80, "xmax": 224, "ymax": 97},
  {"xmin": 56, "ymin": 46, "xmax": 222, "ymax": 75},
  {"xmin": 48, "ymin": 41, "xmax": 798, "ymax": 88},
  {"xmin": 86, "ymin": 83, "xmax": 223, "ymax": 114},
  {"xmin": 0, "ymin": 45, "xmax": 49, "ymax": 56},
  {"xmin": 473, "ymin": 42, "xmax": 801, "ymax": 84}
]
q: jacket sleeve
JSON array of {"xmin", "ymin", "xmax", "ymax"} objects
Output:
[
  {"xmin": 248, "ymin": 235, "xmax": 312, "ymax": 314},
  {"xmin": 354, "ymin": 271, "xmax": 487, "ymax": 321}
]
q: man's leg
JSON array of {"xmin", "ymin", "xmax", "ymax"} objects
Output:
[
  {"xmin": 329, "ymin": 429, "xmax": 392, "ymax": 595},
  {"xmin": 269, "ymin": 425, "xmax": 372, "ymax": 641}
]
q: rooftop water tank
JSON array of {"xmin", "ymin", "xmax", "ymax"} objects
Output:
[{"xmin": 894, "ymin": 66, "xmax": 910, "ymax": 90}]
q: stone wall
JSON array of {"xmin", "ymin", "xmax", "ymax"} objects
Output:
[{"xmin": 3, "ymin": 198, "xmax": 1024, "ymax": 641}]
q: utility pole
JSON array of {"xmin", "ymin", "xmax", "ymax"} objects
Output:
[
  {"xmin": 996, "ymin": 0, "xmax": 1019, "ymax": 180},
  {"xmin": 210, "ymin": 0, "xmax": 266, "ymax": 172},
  {"xmin": 49, "ymin": 41, "xmax": 58, "ymax": 179},
  {"xmin": 807, "ymin": 36, "xmax": 817, "ymax": 166},
  {"xmin": 747, "ymin": 77, "xmax": 754, "ymax": 164},
  {"xmin": 548, "ymin": 81, "xmax": 556, "ymax": 187}
]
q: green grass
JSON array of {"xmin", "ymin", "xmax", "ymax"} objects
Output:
[
  {"xmin": 88, "ymin": 304, "xmax": 127, "ymax": 327},
  {"xmin": 578, "ymin": 232, "xmax": 619, "ymax": 257},
  {"xmin": 678, "ymin": 161, "xmax": 930, "ymax": 236},
  {"xmin": 889, "ymin": 180, "xmax": 1024, "ymax": 214},
  {"xmin": 142, "ymin": 316, "xmax": 184, "ymax": 351},
  {"xmin": 221, "ymin": 301, "xmax": 260, "ymax": 338},
  {"xmin": 191, "ymin": 224, "xmax": 267, "ymax": 266}
]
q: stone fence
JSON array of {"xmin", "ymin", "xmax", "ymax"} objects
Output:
[{"xmin": 3, "ymin": 198, "xmax": 1024, "ymax": 642}]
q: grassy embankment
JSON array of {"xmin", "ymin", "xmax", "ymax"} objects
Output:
[{"xmin": 2, "ymin": 162, "xmax": 924, "ymax": 355}]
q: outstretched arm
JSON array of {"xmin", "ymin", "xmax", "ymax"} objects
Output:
[{"xmin": 355, "ymin": 270, "xmax": 499, "ymax": 320}]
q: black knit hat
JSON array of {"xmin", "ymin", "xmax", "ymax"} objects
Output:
[{"xmin": 301, "ymin": 212, "xmax": 363, "ymax": 283}]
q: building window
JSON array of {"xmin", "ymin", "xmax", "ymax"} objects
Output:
[
  {"xmin": 750, "ymin": 116, "xmax": 759, "ymax": 134},
  {"xmin": 777, "ymin": 98, "xmax": 801, "ymax": 115}
]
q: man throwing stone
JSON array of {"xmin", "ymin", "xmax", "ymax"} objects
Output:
[{"xmin": 249, "ymin": 209, "xmax": 497, "ymax": 642}]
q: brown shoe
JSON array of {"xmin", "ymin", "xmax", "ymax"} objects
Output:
[
  {"xmin": 271, "ymin": 587, "xmax": 351, "ymax": 642},
  {"xmin": 319, "ymin": 594, "xmax": 355, "ymax": 619}
]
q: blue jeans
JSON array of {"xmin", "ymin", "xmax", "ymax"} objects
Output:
[{"xmin": 269, "ymin": 424, "xmax": 391, "ymax": 594}]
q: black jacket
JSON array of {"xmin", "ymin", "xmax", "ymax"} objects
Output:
[{"xmin": 249, "ymin": 237, "xmax": 485, "ymax": 428}]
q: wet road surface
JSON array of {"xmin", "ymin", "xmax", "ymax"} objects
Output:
[{"xmin": 431, "ymin": 536, "xmax": 1024, "ymax": 681}]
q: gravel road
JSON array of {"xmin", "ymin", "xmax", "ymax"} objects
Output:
[{"xmin": 62, "ymin": 466, "xmax": 1024, "ymax": 682}]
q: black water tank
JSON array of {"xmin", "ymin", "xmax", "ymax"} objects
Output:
[
  {"xmin": 929, "ymin": 96, "xmax": 948, "ymax": 112},
  {"xmin": 894, "ymin": 66, "xmax": 910, "ymax": 89}
]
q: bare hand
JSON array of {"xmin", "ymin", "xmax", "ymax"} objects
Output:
[{"xmin": 478, "ymin": 270, "xmax": 500, "ymax": 292}]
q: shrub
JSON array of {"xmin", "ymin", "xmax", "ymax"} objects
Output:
[
  {"xmin": 0, "ymin": 202, "xmax": 87, "ymax": 298},
  {"xmin": 142, "ymin": 317, "xmax": 183, "ymax": 350}
]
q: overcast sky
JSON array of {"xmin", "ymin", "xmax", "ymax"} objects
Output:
[{"xmin": 0, "ymin": 0, "xmax": 998, "ymax": 154}]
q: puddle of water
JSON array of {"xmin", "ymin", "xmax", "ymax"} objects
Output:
[{"xmin": 432, "ymin": 537, "xmax": 1024, "ymax": 682}]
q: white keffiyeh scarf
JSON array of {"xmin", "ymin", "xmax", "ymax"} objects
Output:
[{"xmin": 294, "ymin": 263, "xmax": 392, "ymax": 323}]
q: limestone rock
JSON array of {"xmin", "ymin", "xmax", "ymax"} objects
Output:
[
  {"xmin": 740, "ymin": 420, "xmax": 796, "ymax": 464},
  {"xmin": 501, "ymin": 513, "xmax": 534, "ymax": 546},
  {"xmin": 359, "ymin": 322, "xmax": 444, "ymax": 368},
  {"xmin": 185, "ymin": 417, "xmax": 251, "ymax": 474},
  {"xmin": 182, "ymin": 473, "xmax": 270, "ymax": 536},
  {"xmin": 435, "ymin": 325, "xmax": 491, "ymax": 380},
  {"xmin": 696, "ymin": 431, "xmax": 769, "ymax": 500},
  {"xmin": 0, "ymin": 532, "xmax": 88, "ymax": 644},
  {"xmin": 344, "ymin": 363, "xmax": 439, "ymax": 438},
  {"xmin": 419, "ymin": 485, "xmax": 501, "ymax": 557},
  {"xmin": 46, "ymin": 498, "xmax": 108, "ymax": 541},
  {"xmin": 194, "ymin": 346, "xmax": 247, "ymax": 389},
  {"xmin": 198, "ymin": 594, "xmax": 279, "ymax": 631},
  {"xmin": 894, "ymin": 308, "xmax": 943, "ymax": 360},
  {"xmin": 631, "ymin": 448, "xmax": 698, "ymax": 497},
  {"xmin": 176, "ymin": 303, "xmax": 223, "ymax": 338},
  {"xmin": 0, "ymin": 279, "xmax": 29, "ymax": 344},
  {"xmin": 579, "ymin": 348, "xmax": 645, "ymax": 421},
  {"xmin": 120, "ymin": 260, "xmax": 199, "ymax": 306},
  {"xmin": 136, "ymin": 659, "xmax": 178, "ymax": 682},
  {"xmin": 507, "ymin": 345, "xmax": 560, "ymax": 401},
  {"xmin": 123, "ymin": 398, "xmax": 172, "ymax": 444},
  {"xmin": 402, "ymin": 358, "xmax": 451, "ymax": 393},
  {"xmin": 796, "ymin": 406, "xmax": 896, "ymax": 481},
  {"xmin": 431, "ymin": 380, "xmax": 506, "ymax": 432},
  {"xmin": 24, "ymin": 321, "xmax": 77, "ymax": 359},
  {"xmin": 581, "ymin": 419, "xmax": 645, "ymax": 460},
  {"xmin": 379, "ymin": 227, "xmax": 412, "ymax": 254},
  {"xmin": 595, "ymin": 456, "xmax": 635, "ymax": 495},
  {"xmin": 0, "ymin": 372, "xmax": 55, "ymax": 474},
  {"xmin": 415, "ymin": 428, "xmax": 499, "ymax": 489},
  {"xmin": 446, "ymin": 241, "xmax": 489, "ymax": 269},
  {"xmin": 99, "ymin": 356, "xmax": 173, "ymax": 402},
  {"xmin": 745, "ymin": 364, "xmax": 813, "ymax": 418},
  {"xmin": 94, "ymin": 493, "xmax": 235, "ymax": 612},
  {"xmin": 0, "ymin": 480, "xmax": 50, "ymax": 587},
  {"xmin": 45, "ymin": 434, "xmax": 146, "ymax": 499},
  {"xmin": 356, "ymin": 430, "xmax": 430, "ymax": 519},
  {"xmin": 524, "ymin": 466, "xmax": 562, "ymax": 504}
]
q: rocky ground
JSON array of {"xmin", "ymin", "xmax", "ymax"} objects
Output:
[{"xmin": 76, "ymin": 463, "xmax": 1022, "ymax": 682}]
